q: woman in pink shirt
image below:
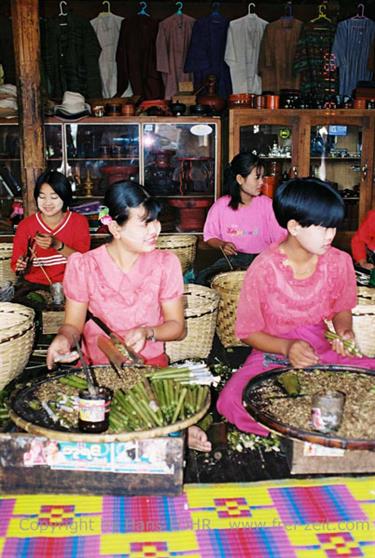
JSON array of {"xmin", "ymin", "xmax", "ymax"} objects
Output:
[
  {"xmin": 196, "ymin": 152, "xmax": 285, "ymax": 285},
  {"xmin": 47, "ymin": 181, "xmax": 211, "ymax": 451},
  {"xmin": 217, "ymin": 178, "xmax": 375, "ymax": 435}
]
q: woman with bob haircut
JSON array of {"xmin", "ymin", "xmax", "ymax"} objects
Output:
[
  {"xmin": 47, "ymin": 181, "xmax": 212, "ymax": 451},
  {"xmin": 195, "ymin": 151, "xmax": 285, "ymax": 285},
  {"xmin": 11, "ymin": 169, "xmax": 90, "ymax": 294},
  {"xmin": 217, "ymin": 177, "xmax": 375, "ymax": 435}
]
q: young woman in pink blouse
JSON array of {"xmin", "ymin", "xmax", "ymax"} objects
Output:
[
  {"xmin": 47, "ymin": 181, "xmax": 211, "ymax": 451},
  {"xmin": 217, "ymin": 178, "xmax": 375, "ymax": 435},
  {"xmin": 196, "ymin": 152, "xmax": 285, "ymax": 285}
]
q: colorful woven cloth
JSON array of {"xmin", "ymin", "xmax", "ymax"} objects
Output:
[{"xmin": 1, "ymin": 477, "xmax": 374, "ymax": 557}]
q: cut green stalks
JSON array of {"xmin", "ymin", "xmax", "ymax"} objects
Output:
[{"xmin": 325, "ymin": 330, "xmax": 362, "ymax": 357}]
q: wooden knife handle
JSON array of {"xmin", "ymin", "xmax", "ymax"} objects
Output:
[{"xmin": 97, "ymin": 335, "xmax": 129, "ymax": 368}]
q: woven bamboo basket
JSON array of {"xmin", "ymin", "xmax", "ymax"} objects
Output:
[
  {"xmin": 211, "ymin": 271, "xmax": 246, "ymax": 348},
  {"xmin": 42, "ymin": 310, "xmax": 65, "ymax": 335},
  {"xmin": 166, "ymin": 284, "xmax": 219, "ymax": 362},
  {"xmin": 157, "ymin": 234, "xmax": 197, "ymax": 274},
  {"xmin": 0, "ymin": 243, "xmax": 16, "ymax": 283},
  {"xmin": 357, "ymin": 286, "xmax": 375, "ymax": 305},
  {"xmin": 352, "ymin": 303, "xmax": 375, "ymax": 358},
  {"xmin": 0, "ymin": 302, "xmax": 35, "ymax": 389}
]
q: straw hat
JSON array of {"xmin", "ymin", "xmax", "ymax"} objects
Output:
[{"xmin": 54, "ymin": 91, "xmax": 91, "ymax": 120}]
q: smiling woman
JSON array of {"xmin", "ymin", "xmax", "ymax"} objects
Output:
[{"xmin": 11, "ymin": 170, "xmax": 90, "ymax": 291}]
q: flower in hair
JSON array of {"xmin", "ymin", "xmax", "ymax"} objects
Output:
[{"xmin": 98, "ymin": 206, "xmax": 113, "ymax": 225}]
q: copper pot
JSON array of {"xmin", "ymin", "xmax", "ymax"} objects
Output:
[
  {"xmin": 266, "ymin": 95, "xmax": 280, "ymax": 110},
  {"xmin": 262, "ymin": 176, "xmax": 277, "ymax": 198},
  {"xmin": 121, "ymin": 103, "xmax": 135, "ymax": 116}
]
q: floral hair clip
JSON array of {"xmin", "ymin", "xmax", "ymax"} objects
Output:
[{"xmin": 98, "ymin": 206, "xmax": 113, "ymax": 225}]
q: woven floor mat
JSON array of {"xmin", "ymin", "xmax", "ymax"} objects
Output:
[{"xmin": 0, "ymin": 476, "xmax": 374, "ymax": 557}]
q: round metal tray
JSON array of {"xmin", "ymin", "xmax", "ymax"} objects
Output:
[
  {"xmin": 243, "ymin": 364, "xmax": 375, "ymax": 450},
  {"xmin": 9, "ymin": 366, "xmax": 210, "ymax": 443}
]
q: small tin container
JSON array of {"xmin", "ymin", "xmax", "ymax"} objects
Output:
[
  {"xmin": 93, "ymin": 105, "xmax": 105, "ymax": 117},
  {"xmin": 50, "ymin": 282, "xmax": 64, "ymax": 306},
  {"xmin": 78, "ymin": 387, "xmax": 112, "ymax": 433},
  {"xmin": 311, "ymin": 390, "xmax": 345, "ymax": 433}
]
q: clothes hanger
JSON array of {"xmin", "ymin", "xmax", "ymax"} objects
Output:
[
  {"xmin": 99, "ymin": 1, "xmax": 111, "ymax": 16},
  {"xmin": 281, "ymin": 2, "xmax": 293, "ymax": 20},
  {"xmin": 58, "ymin": 1, "xmax": 68, "ymax": 26},
  {"xmin": 310, "ymin": 3, "xmax": 331, "ymax": 24},
  {"xmin": 248, "ymin": 3, "xmax": 256, "ymax": 15},
  {"xmin": 176, "ymin": 2, "xmax": 183, "ymax": 16},
  {"xmin": 352, "ymin": 3, "xmax": 367, "ymax": 19},
  {"xmin": 138, "ymin": 1, "xmax": 150, "ymax": 17},
  {"xmin": 211, "ymin": 2, "xmax": 221, "ymax": 16}
]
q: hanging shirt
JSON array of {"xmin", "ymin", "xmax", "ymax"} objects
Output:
[
  {"xmin": 293, "ymin": 20, "xmax": 338, "ymax": 101},
  {"xmin": 41, "ymin": 14, "xmax": 102, "ymax": 99},
  {"xmin": 116, "ymin": 16, "xmax": 164, "ymax": 100},
  {"xmin": 332, "ymin": 17, "xmax": 375, "ymax": 97},
  {"xmin": 184, "ymin": 12, "xmax": 232, "ymax": 99},
  {"xmin": 224, "ymin": 13, "xmax": 268, "ymax": 94},
  {"xmin": 90, "ymin": 13, "xmax": 124, "ymax": 98},
  {"xmin": 258, "ymin": 18, "xmax": 303, "ymax": 93},
  {"xmin": 156, "ymin": 13, "xmax": 195, "ymax": 100}
]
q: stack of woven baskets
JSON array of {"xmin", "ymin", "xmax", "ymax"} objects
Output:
[
  {"xmin": 211, "ymin": 271, "xmax": 246, "ymax": 348},
  {"xmin": 157, "ymin": 234, "xmax": 197, "ymax": 274},
  {"xmin": 0, "ymin": 303, "xmax": 35, "ymax": 389},
  {"xmin": 353, "ymin": 286, "xmax": 375, "ymax": 358},
  {"xmin": 166, "ymin": 284, "xmax": 219, "ymax": 362}
]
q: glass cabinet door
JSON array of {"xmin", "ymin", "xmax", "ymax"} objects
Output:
[
  {"xmin": 238, "ymin": 122, "xmax": 295, "ymax": 192},
  {"xmin": 44, "ymin": 123, "xmax": 63, "ymax": 173},
  {"xmin": 0, "ymin": 123, "xmax": 22, "ymax": 230},
  {"xmin": 309, "ymin": 123, "xmax": 362, "ymax": 231},
  {"xmin": 142, "ymin": 122, "xmax": 217, "ymax": 232},
  {"xmin": 65, "ymin": 123, "xmax": 139, "ymax": 199}
]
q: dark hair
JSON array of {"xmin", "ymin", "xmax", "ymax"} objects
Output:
[
  {"xmin": 34, "ymin": 170, "xmax": 73, "ymax": 211},
  {"xmin": 104, "ymin": 181, "xmax": 161, "ymax": 226},
  {"xmin": 273, "ymin": 177, "xmax": 345, "ymax": 229},
  {"xmin": 224, "ymin": 152, "xmax": 264, "ymax": 209}
]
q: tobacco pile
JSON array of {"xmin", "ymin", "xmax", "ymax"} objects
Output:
[{"xmin": 248, "ymin": 369, "xmax": 375, "ymax": 440}]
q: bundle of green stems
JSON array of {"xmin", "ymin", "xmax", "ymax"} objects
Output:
[
  {"xmin": 325, "ymin": 330, "xmax": 362, "ymax": 357},
  {"xmin": 109, "ymin": 379, "xmax": 208, "ymax": 432}
]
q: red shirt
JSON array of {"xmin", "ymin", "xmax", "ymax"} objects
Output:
[
  {"xmin": 351, "ymin": 210, "xmax": 375, "ymax": 263},
  {"xmin": 11, "ymin": 211, "xmax": 90, "ymax": 285}
]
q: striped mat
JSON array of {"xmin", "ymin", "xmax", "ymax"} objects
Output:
[{"xmin": 0, "ymin": 476, "xmax": 374, "ymax": 557}]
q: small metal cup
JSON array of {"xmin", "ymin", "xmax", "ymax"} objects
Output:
[
  {"xmin": 311, "ymin": 390, "xmax": 345, "ymax": 433},
  {"xmin": 50, "ymin": 282, "xmax": 64, "ymax": 306}
]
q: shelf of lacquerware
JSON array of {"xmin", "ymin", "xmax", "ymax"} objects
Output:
[
  {"xmin": 67, "ymin": 157, "xmax": 140, "ymax": 161},
  {"xmin": 310, "ymin": 157, "xmax": 361, "ymax": 162}
]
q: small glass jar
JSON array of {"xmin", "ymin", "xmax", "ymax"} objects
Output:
[
  {"xmin": 50, "ymin": 282, "xmax": 64, "ymax": 306},
  {"xmin": 311, "ymin": 390, "xmax": 345, "ymax": 433},
  {"xmin": 93, "ymin": 105, "xmax": 105, "ymax": 117},
  {"xmin": 78, "ymin": 387, "xmax": 112, "ymax": 433}
]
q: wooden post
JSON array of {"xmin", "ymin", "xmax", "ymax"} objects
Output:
[{"xmin": 11, "ymin": 0, "xmax": 44, "ymax": 215}]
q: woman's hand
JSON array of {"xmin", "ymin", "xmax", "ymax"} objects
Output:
[
  {"xmin": 222, "ymin": 242, "xmax": 237, "ymax": 256},
  {"xmin": 331, "ymin": 328, "xmax": 355, "ymax": 357},
  {"xmin": 358, "ymin": 259, "xmax": 374, "ymax": 270},
  {"xmin": 123, "ymin": 327, "xmax": 148, "ymax": 354},
  {"xmin": 47, "ymin": 334, "xmax": 75, "ymax": 369},
  {"xmin": 15, "ymin": 255, "xmax": 27, "ymax": 273},
  {"xmin": 286, "ymin": 340, "xmax": 319, "ymax": 368},
  {"xmin": 34, "ymin": 232, "xmax": 55, "ymax": 250}
]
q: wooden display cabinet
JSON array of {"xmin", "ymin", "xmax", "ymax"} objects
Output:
[{"xmin": 229, "ymin": 109, "xmax": 375, "ymax": 250}]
